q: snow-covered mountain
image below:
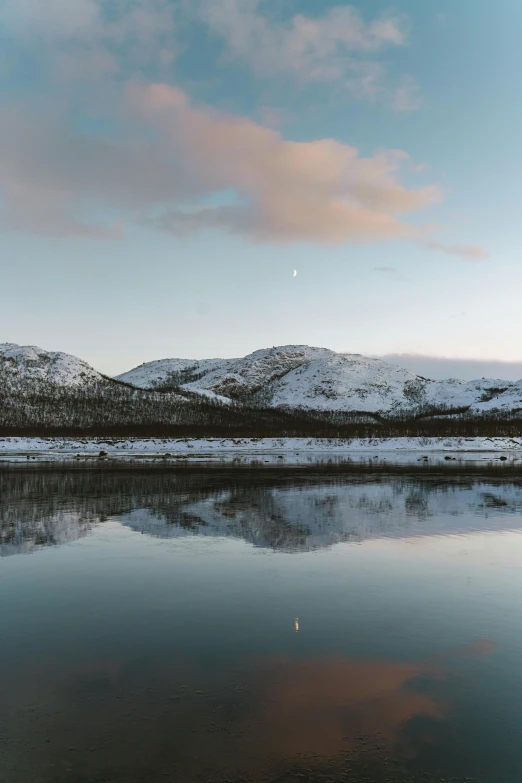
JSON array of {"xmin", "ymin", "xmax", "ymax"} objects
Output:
[
  {"xmin": 471, "ymin": 380, "xmax": 522, "ymax": 413},
  {"xmin": 0, "ymin": 343, "xmax": 194, "ymax": 430},
  {"xmin": 116, "ymin": 344, "xmax": 522, "ymax": 414},
  {"xmin": 0, "ymin": 343, "xmax": 104, "ymax": 386},
  {"xmin": 3, "ymin": 341, "xmax": 522, "ymax": 416}
]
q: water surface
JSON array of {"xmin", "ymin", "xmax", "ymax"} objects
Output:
[{"xmin": 2, "ymin": 467, "xmax": 522, "ymax": 783}]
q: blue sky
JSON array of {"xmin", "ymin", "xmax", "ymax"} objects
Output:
[{"xmin": 1, "ymin": 0, "xmax": 521, "ymax": 378}]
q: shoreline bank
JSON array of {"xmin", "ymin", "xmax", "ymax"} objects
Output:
[{"xmin": 1, "ymin": 436, "xmax": 521, "ymax": 466}]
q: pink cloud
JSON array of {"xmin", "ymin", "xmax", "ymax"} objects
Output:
[
  {"xmin": 0, "ymin": 2, "xmax": 486, "ymax": 256},
  {"xmin": 0, "ymin": 82, "xmax": 484, "ymax": 255},
  {"xmin": 126, "ymin": 82, "xmax": 441, "ymax": 244}
]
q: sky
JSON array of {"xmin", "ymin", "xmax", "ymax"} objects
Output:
[{"xmin": 1, "ymin": 0, "xmax": 521, "ymax": 378}]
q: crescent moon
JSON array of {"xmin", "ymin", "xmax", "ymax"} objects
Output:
[{"xmin": 293, "ymin": 269, "xmax": 297, "ymax": 277}]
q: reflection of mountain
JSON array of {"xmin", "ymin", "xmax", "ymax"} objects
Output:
[
  {"xmin": 3, "ymin": 469, "xmax": 522, "ymax": 557},
  {"xmin": 0, "ymin": 510, "xmax": 96, "ymax": 557},
  {"xmin": 122, "ymin": 479, "xmax": 522, "ymax": 552}
]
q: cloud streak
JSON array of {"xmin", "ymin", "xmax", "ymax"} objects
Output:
[
  {"xmin": 373, "ymin": 266, "xmax": 407, "ymax": 280},
  {"xmin": 381, "ymin": 354, "xmax": 522, "ymax": 381},
  {"xmin": 422, "ymin": 239, "xmax": 490, "ymax": 260}
]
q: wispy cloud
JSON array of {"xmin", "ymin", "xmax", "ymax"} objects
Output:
[
  {"xmin": 373, "ymin": 266, "xmax": 406, "ymax": 280},
  {"xmin": 196, "ymin": 0, "xmax": 414, "ymax": 105},
  {"xmin": 4, "ymin": 0, "xmax": 408, "ymax": 100},
  {"xmin": 1, "ymin": 0, "xmax": 179, "ymax": 82},
  {"xmin": 391, "ymin": 76, "xmax": 421, "ymax": 112}
]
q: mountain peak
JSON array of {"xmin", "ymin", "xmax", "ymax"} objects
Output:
[
  {"xmin": 116, "ymin": 344, "xmax": 522, "ymax": 413},
  {"xmin": 3, "ymin": 341, "xmax": 522, "ymax": 415},
  {"xmin": 0, "ymin": 343, "xmax": 103, "ymax": 386}
]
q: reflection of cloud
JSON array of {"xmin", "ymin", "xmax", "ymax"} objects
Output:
[
  {"xmin": 429, "ymin": 638, "xmax": 497, "ymax": 665},
  {"xmin": 255, "ymin": 656, "xmax": 446, "ymax": 760},
  {"xmin": 1, "ymin": 638, "xmax": 496, "ymax": 782},
  {"xmin": 253, "ymin": 638, "xmax": 496, "ymax": 763}
]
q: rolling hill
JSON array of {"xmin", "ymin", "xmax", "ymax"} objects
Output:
[
  {"xmin": 117, "ymin": 344, "xmax": 522, "ymax": 414},
  {"xmin": 2, "ymin": 342, "xmax": 522, "ymax": 436},
  {"xmin": 0, "ymin": 343, "xmax": 104, "ymax": 386}
]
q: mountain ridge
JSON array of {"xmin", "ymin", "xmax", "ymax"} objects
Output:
[
  {"xmin": 116, "ymin": 343, "xmax": 522, "ymax": 414},
  {"xmin": 2, "ymin": 341, "xmax": 522, "ymax": 416}
]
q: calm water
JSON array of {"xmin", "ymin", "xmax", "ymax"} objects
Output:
[{"xmin": 2, "ymin": 467, "xmax": 522, "ymax": 783}]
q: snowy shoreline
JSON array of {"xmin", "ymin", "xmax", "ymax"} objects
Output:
[{"xmin": 1, "ymin": 436, "xmax": 522, "ymax": 465}]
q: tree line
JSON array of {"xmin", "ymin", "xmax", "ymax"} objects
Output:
[{"xmin": 1, "ymin": 372, "xmax": 522, "ymax": 438}]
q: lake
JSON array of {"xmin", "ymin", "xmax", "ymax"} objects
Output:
[{"xmin": 2, "ymin": 466, "xmax": 522, "ymax": 783}]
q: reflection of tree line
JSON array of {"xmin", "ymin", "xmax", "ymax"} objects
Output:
[{"xmin": 2, "ymin": 469, "xmax": 522, "ymax": 556}]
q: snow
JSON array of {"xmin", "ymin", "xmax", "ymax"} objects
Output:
[
  {"xmin": 0, "ymin": 343, "xmax": 103, "ymax": 386},
  {"xmin": 116, "ymin": 344, "xmax": 522, "ymax": 414},
  {"xmin": 4, "ymin": 341, "xmax": 522, "ymax": 415},
  {"xmin": 471, "ymin": 380, "xmax": 522, "ymax": 413},
  {"xmin": 116, "ymin": 357, "xmax": 226, "ymax": 389},
  {"xmin": 1, "ymin": 436, "xmax": 521, "ymax": 463}
]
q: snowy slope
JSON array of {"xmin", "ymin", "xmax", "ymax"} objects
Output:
[
  {"xmin": 3, "ymin": 341, "xmax": 521, "ymax": 415},
  {"xmin": 424, "ymin": 378, "xmax": 515, "ymax": 409},
  {"xmin": 115, "ymin": 356, "xmax": 227, "ymax": 389},
  {"xmin": 265, "ymin": 351, "xmax": 423, "ymax": 411},
  {"xmin": 116, "ymin": 344, "xmax": 522, "ymax": 414},
  {"xmin": 0, "ymin": 343, "xmax": 104, "ymax": 386},
  {"xmin": 116, "ymin": 346, "xmax": 331, "ymax": 395},
  {"xmin": 471, "ymin": 380, "xmax": 522, "ymax": 413},
  {"xmin": 118, "ymin": 345, "xmax": 424, "ymax": 411}
]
